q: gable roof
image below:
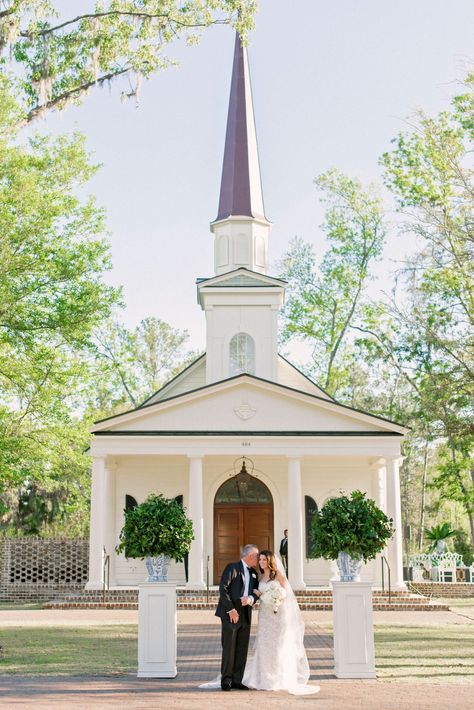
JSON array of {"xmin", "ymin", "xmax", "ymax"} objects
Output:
[
  {"xmin": 139, "ymin": 352, "xmax": 332, "ymax": 407},
  {"xmin": 92, "ymin": 372, "xmax": 407, "ymax": 435},
  {"xmin": 139, "ymin": 353, "xmax": 206, "ymax": 408}
]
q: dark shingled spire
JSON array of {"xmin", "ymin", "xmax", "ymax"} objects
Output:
[{"xmin": 215, "ymin": 33, "xmax": 266, "ymax": 222}]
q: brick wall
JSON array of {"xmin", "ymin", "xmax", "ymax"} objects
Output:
[{"xmin": 0, "ymin": 538, "xmax": 89, "ymax": 601}]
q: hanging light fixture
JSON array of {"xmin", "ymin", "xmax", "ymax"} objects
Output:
[{"xmin": 233, "ymin": 456, "xmax": 254, "ymax": 498}]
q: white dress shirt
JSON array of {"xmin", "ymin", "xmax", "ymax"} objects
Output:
[{"xmin": 242, "ymin": 561, "xmax": 250, "ymax": 597}]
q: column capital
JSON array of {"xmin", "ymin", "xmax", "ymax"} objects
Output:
[
  {"xmin": 186, "ymin": 454, "xmax": 205, "ymax": 461},
  {"xmin": 383, "ymin": 455, "xmax": 404, "ymax": 465},
  {"xmin": 105, "ymin": 457, "xmax": 118, "ymax": 472},
  {"xmin": 286, "ymin": 454, "xmax": 303, "ymax": 462},
  {"xmin": 369, "ymin": 457, "xmax": 386, "ymax": 470}
]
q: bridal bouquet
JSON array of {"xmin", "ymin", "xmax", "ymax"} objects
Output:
[{"xmin": 260, "ymin": 580, "xmax": 286, "ymax": 613}]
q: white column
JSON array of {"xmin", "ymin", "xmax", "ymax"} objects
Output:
[
  {"xmin": 187, "ymin": 456, "xmax": 205, "ymax": 588},
  {"xmin": 385, "ymin": 456, "xmax": 405, "ymax": 589},
  {"xmin": 86, "ymin": 456, "xmax": 105, "ymax": 589},
  {"xmin": 103, "ymin": 461, "xmax": 116, "ymax": 587},
  {"xmin": 370, "ymin": 458, "xmax": 387, "ymax": 587},
  {"xmin": 287, "ymin": 457, "xmax": 305, "ymax": 590},
  {"xmin": 371, "ymin": 458, "xmax": 387, "ymax": 514},
  {"xmin": 86, "ymin": 456, "xmax": 116, "ymax": 590}
]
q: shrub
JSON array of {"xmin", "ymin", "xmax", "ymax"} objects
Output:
[
  {"xmin": 115, "ymin": 493, "xmax": 193, "ymax": 561},
  {"xmin": 310, "ymin": 490, "xmax": 394, "ymax": 562}
]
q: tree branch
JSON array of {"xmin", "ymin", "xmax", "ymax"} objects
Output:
[
  {"xmin": 23, "ymin": 67, "xmax": 130, "ymax": 125},
  {"xmin": 19, "ymin": 10, "xmax": 228, "ymax": 38}
]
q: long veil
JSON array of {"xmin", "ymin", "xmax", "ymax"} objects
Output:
[
  {"xmin": 271, "ymin": 556, "xmax": 320, "ymax": 695},
  {"xmin": 199, "ymin": 556, "xmax": 320, "ymax": 695}
]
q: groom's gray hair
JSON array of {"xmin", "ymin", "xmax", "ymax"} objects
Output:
[{"xmin": 241, "ymin": 544, "xmax": 258, "ymax": 558}]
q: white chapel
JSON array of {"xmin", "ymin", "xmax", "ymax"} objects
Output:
[{"xmin": 87, "ymin": 34, "xmax": 407, "ymax": 592}]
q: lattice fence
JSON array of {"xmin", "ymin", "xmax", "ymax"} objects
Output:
[{"xmin": 0, "ymin": 538, "xmax": 89, "ymax": 601}]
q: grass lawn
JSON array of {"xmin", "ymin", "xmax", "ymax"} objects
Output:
[
  {"xmin": 0, "ymin": 623, "xmax": 473, "ymax": 683},
  {"xmin": 375, "ymin": 625, "xmax": 474, "ymax": 683},
  {"xmin": 0, "ymin": 625, "xmax": 137, "ymax": 676}
]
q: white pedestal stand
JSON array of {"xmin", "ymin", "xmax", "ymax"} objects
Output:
[
  {"xmin": 331, "ymin": 581, "xmax": 376, "ymax": 679},
  {"xmin": 138, "ymin": 583, "xmax": 177, "ymax": 678}
]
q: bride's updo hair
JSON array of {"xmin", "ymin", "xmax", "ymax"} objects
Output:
[{"xmin": 259, "ymin": 550, "xmax": 277, "ymax": 580}]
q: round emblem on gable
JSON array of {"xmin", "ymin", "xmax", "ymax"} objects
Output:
[{"xmin": 233, "ymin": 402, "xmax": 257, "ymax": 420}]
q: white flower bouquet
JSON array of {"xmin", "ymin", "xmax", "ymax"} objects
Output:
[{"xmin": 260, "ymin": 580, "xmax": 286, "ymax": 613}]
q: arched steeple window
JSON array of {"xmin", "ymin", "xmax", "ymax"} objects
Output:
[{"xmin": 229, "ymin": 333, "xmax": 255, "ymax": 376}]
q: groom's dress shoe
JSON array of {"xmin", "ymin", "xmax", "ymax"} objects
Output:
[
  {"xmin": 233, "ymin": 683, "xmax": 249, "ymax": 690},
  {"xmin": 221, "ymin": 683, "xmax": 232, "ymax": 691}
]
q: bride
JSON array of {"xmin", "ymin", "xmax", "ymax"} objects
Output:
[
  {"xmin": 243, "ymin": 550, "xmax": 320, "ymax": 695},
  {"xmin": 200, "ymin": 549, "xmax": 320, "ymax": 695}
]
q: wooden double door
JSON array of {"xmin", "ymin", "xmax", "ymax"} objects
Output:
[{"xmin": 214, "ymin": 504, "xmax": 273, "ymax": 583}]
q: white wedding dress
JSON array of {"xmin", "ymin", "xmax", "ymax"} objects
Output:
[
  {"xmin": 200, "ymin": 559, "xmax": 319, "ymax": 695},
  {"xmin": 243, "ymin": 571, "xmax": 319, "ymax": 695}
]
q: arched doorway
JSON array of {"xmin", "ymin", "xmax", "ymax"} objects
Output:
[{"xmin": 213, "ymin": 473, "xmax": 273, "ymax": 583}]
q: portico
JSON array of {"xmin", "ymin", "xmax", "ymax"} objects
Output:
[{"xmin": 87, "ymin": 425, "xmax": 406, "ymax": 591}]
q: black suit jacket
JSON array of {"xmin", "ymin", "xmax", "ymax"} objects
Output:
[
  {"xmin": 215, "ymin": 561, "xmax": 259, "ymax": 624},
  {"xmin": 279, "ymin": 537, "xmax": 288, "ymax": 556}
]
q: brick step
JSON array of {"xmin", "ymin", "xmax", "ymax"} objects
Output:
[
  {"xmin": 60, "ymin": 589, "xmax": 415, "ymax": 600},
  {"xmin": 43, "ymin": 599, "xmax": 448, "ymax": 611},
  {"xmin": 72, "ymin": 587, "xmax": 414, "ymax": 596},
  {"xmin": 43, "ymin": 596, "xmax": 428, "ymax": 609},
  {"xmin": 49, "ymin": 592, "xmax": 425, "ymax": 603},
  {"xmin": 408, "ymin": 582, "xmax": 474, "ymax": 598}
]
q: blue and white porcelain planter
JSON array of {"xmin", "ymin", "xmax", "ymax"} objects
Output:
[
  {"xmin": 145, "ymin": 554, "xmax": 171, "ymax": 582},
  {"xmin": 336, "ymin": 551, "xmax": 363, "ymax": 582}
]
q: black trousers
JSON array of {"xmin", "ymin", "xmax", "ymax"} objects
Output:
[{"xmin": 220, "ymin": 619, "xmax": 251, "ymax": 687}]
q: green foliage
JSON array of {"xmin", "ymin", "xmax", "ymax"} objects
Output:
[
  {"xmin": 88, "ymin": 316, "xmax": 199, "ymax": 416},
  {"xmin": 280, "ymin": 73, "xmax": 474, "ymax": 551},
  {"xmin": 453, "ymin": 531, "xmax": 474, "ymax": 567},
  {"xmin": 115, "ymin": 493, "xmax": 194, "ymax": 561},
  {"xmin": 279, "ymin": 169, "xmax": 386, "ymax": 396},
  {"xmin": 0, "ymin": 1, "xmax": 257, "ymax": 124},
  {"xmin": 310, "ymin": 490, "xmax": 394, "ymax": 562},
  {"xmin": 423, "ymin": 523, "xmax": 459, "ymax": 552},
  {"xmin": 0, "ymin": 82, "xmax": 119, "ymax": 533}
]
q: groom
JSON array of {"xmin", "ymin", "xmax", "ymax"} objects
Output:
[{"xmin": 215, "ymin": 544, "xmax": 259, "ymax": 691}]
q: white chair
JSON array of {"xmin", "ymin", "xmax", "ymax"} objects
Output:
[{"xmin": 431, "ymin": 552, "xmax": 463, "ymax": 583}]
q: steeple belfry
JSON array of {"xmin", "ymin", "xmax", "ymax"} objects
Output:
[{"xmin": 211, "ymin": 33, "xmax": 272, "ymax": 275}]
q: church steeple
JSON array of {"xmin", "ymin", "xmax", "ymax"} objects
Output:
[
  {"xmin": 211, "ymin": 32, "xmax": 272, "ymax": 275},
  {"xmin": 216, "ymin": 32, "xmax": 266, "ymax": 222}
]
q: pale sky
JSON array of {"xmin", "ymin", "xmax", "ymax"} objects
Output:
[{"xmin": 31, "ymin": 1, "xmax": 474, "ymax": 355}]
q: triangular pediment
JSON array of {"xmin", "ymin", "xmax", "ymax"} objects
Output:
[
  {"xmin": 197, "ymin": 267, "xmax": 286, "ymax": 289},
  {"xmin": 92, "ymin": 375, "xmax": 407, "ymax": 436}
]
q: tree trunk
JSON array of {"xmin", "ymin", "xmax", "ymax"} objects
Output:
[{"xmin": 418, "ymin": 440, "xmax": 429, "ymax": 551}]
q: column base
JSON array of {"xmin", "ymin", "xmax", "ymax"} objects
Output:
[
  {"xmin": 185, "ymin": 581, "xmax": 206, "ymax": 590},
  {"xmin": 393, "ymin": 581, "xmax": 407, "ymax": 590},
  {"xmin": 85, "ymin": 581, "xmax": 103, "ymax": 590},
  {"xmin": 289, "ymin": 580, "xmax": 306, "ymax": 591}
]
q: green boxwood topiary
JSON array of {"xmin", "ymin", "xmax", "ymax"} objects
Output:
[
  {"xmin": 115, "ymin": 493, "xmax": 194, "ymax": 562},
  {"xmin": 310, "ymin": 490, "xmax": 394, "ymax": 562}
]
